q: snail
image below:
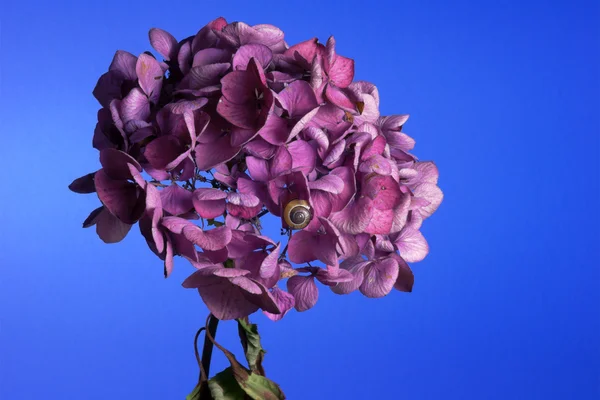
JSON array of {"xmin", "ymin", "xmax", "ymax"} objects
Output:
[{"xmin": 283, "ymin": 199, "xmax": 313, "ymax": 230}]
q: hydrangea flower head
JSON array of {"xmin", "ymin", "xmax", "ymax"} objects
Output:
[{"xmin": 70, "ymin": 18, "xmax": 443, "ymax": 320}]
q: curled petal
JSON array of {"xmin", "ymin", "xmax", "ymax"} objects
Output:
[
  {"xmin": 263, "ymin": 288, "xmax": 295, "ymax": 321},
  {"xmin": 69, "ymin": 172, "xmax": 96, "ymax": 194}
]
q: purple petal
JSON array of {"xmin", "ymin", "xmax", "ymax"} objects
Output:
[
  {"xmin": 192, "ymin": 188, "xmax": 227, "ymax": 219},
  {"xmin": 149, "ymin": 28, "xmax": 178, "ymax": 61},
  {"xmin": 308, "ymin": 175, "xmax": 344, "ymax": 194},
  {"xmin": 289, "ymin": 106, "xmax": 320, "ymax": 140},
  {"xmin": 260, "ymin": 243, "xmax": 280, "ymax": 281},
  {"xmin": 288, "ymin": 231, "xmax": 318, "ymax": 264},
  {"xmin": 364, "ymin": 208, "xmax": 394, "ymax": 235},
  {"xmin": 363, "ymin": 174, "xmax": 402, "ymax": 210},
  {"xmin": 246, "ymin": 156, "xmax": 270, "ymax": 182},
  {"xmin": 95, "ymin": 169, "xmax": 145, "ymax": 224},
  {"xmin": 109, "ymin": 50, "xmax": 138, "ymax": 80},
  {"xmin": 233, "ymin": 44, "xmax": 273, "ymax": 70},
  {"xmin": 325, "ymin": 84, "xmax": 356, "ymax": 112},
  {"xmin": 323, "ymin": 139, "xmax": 346, "ymax": 167},
  {"xmin": 288, "ymin": 140, "xmax": 316, "ymax": 175},
  {"xmin": 394, "ymin": 255, "xmax": 414, "ymax": 292},
  {"xmin": 394, "ymin": 227, "xmax": 429, "ymax": 263},
  {"xmin": 329, "ymin": 196, "xmax": 373, "ymax": 235},
  {"xmin": 96, "ymin": 206, "xmax": 133, "ymax": 243},
  {"xmin": 257, "ymin": 113, "xmax": 289, "ymax": 145},
  {"xmin": 184, "ymin": 271, "xmax": 260, "ymax": 320},
  {"xmin": 329, "ymin": 55, "xmax": 354, "ymax": 88},
  {"xmin": 144, "ymin": 135, "xmax": 184, "ymax": 170},
  {"xmin": 194, "ymin": 136, "xmax": 241, "ymax": 171},
  {"xmin": 192, "ymin": 48, "xmax": 231, "ymax": 67},
  {"xmin": 69, "ymin": 172, "xmax": 96, "ymax": 194},
  {"xmin": 277, "ymin": 80, "xmax": 318, "ymax": 118},
  {"xmin": 121, "ymin": 88, "xmax": 151, "ymax": 123},
  {"xmin": 226, "ymin": 192, "xmax": 262, "ymax": 219},
  {"xmin": 330, "ymin": 256, "xmax": 369, "ymax": 295},
  {"xmin": 136, "ymin": 53, "xmax": 163, "ymax": 104},
  {"xmin": 244, "ymin": 138, "xmax": 277, "ymax": 159},
  {"xmin": 287, "ymin": 275, "xmax": 318, "ymax": 312},
  {"xmin": 316, "ymin": 268, "xmax": 354, "ymax": 286},
  {"xmin": 359, "ymin": 258, "xmax": 399, "ymax": 298},
  {"xmin": 185, "ymin": 63, "xmax": 231, "ymax": 89},
  {"xmin": 99, "ymin": 148, "xmax": 142, "ymax": 180},
  {"xmin": 183, "ymin": 225, "xmax": 232, "ymax": 251},
  {"xmin": 412, "ymin": 183, "xmax": 443, "ymax": 218},
  {"xmin": 160, "ymin": 184, "xmax": 193, "ymax": 216},
  {"xmin": 263, "ymin": 288, "xmax": 295, "ymax": 321},
  {"xmin": 269, "ymin": 146, "xmax": 293, "ymax": 177}
]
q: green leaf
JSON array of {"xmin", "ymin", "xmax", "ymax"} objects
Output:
[
  {"xmin": 185, "ymin": 383, "xmax": 201, "ymax": 400},
  {"xmin": 238, "ymin": 373, "xmax": 285, "ymax": 400},
  {"xmin": 237, "ymin": 319, "xmax": 266, "ymax": 375},
  {"xmin": 208, "ymin": 367, "xmax": 247, "ymax": 400}
]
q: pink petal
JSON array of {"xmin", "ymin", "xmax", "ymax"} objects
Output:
[
  {"xmin": 244, "ymin": 138, "xmax": 277, "ymax": 159},
  {"xmin": 192, "ymin": 48, "xmax": 231, "ymax": 67},
  {"xmin": 287, "ymin": 275, "xmax": 318, "ymax": 312},
  {"xmin": 330, "ymin": 256, "xmax": 369, "ymax": 295},
  {"xmin": 329, "ymin": 55, "xmax": 354, "ymax": 88},
  {"xmin": 269, "ymin": 146, "xmax": 293, "ymax": 177},
  {"xmin": 136, "ymin": 53, "xmax": 163, "ymax": 104},
  {"xmin": 149, "ymin": 28, "xmax": 178, "ymax": 61},
  {"xmin": 359, "ymin": 258, "xmax": 399, "ymax": 298},
  {"xmin": 192, "ymin": 188, "xmax": 227, "ymax": 219},
  {"xmin": 308, "ymin": 175, "xmax": 344, "ymax": 194},
  {"xmin": 246, "ymin": 156, "xmax": 271, "ymax": 182},
  {"xmin": 182, "ymin": 225, "xmax": 232, "ymax": 251},
  {"xmin": 233, "ymin": 44, "xmax": 273, "ymax": 70},
  {"xmin": 329, "ymin": 196, "xmax": 373, "ymax": 235},
  {"xmin": 257, "ymin": 113, "xmax": 290, "ymax": 145},
  {"xmin": 288, "ymin": 139, "xmax": 316, "ymax": 175},
  {"xmin": 364, "ymin": 208, "xmax": 394, "ymax": 235},
  {"xmin": 263, "ymin": 288, "xmax": 295, "ymax": 321},
  {"xmin": 394, "ymin": 227, "xmax": 429, "ymax": 263},
  {"xmin": 288, "ymin": 231, "xmax": 318, "ymax": 264},
  {"xmin": 412, "ymin": 183, "xmax": 443, "ymax": 218},
  {"xmin": 160, "ymin": 184, "xmax": 193, "ymax": 216},
  {"xmin": 325, "ymin": 84, "xmax": 356, "ymax": 112},
  {"xmin": 121, "ymin": 88, "xmax": 151, "ymax": 123}
]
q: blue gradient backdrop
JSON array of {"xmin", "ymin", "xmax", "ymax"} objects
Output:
[{"xmin": 1, "ymin": 0, "xmax": 599, "ymax": 399}]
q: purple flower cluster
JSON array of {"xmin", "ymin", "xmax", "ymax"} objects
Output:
[{"xmin": 70, "ymin": 17, "xmax": 443, "ymax": 321}]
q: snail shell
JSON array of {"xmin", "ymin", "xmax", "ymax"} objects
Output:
[{"xmin": 283, "ymin": 200, "xmax": 313, "ymax": 230}]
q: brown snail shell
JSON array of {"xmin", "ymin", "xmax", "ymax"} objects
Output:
[{"xmin": 283, "ymin": 200, "xmax": 313, "ymax": 230}]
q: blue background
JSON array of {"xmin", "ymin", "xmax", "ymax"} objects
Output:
[{"xmin": 1, "ymin": 0, "xmax": 599, "ymax": 399}]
